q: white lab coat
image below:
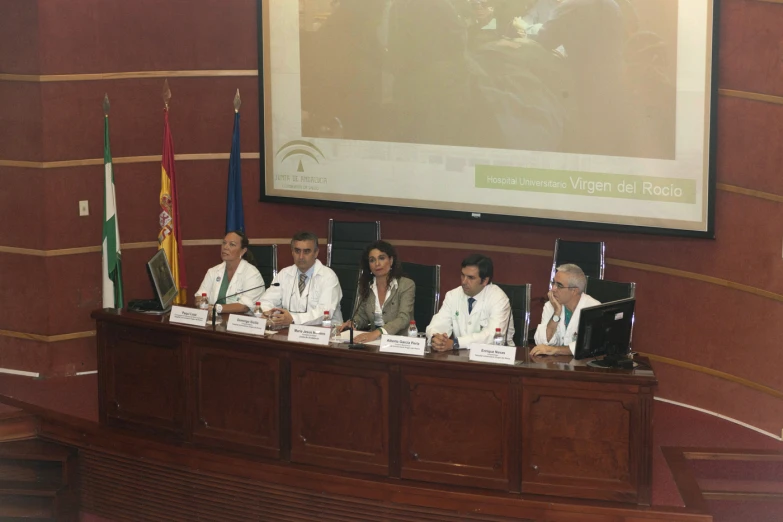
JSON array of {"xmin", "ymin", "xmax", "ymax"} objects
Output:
[
  {"xmin": 426, "ymin": 283, "xmax": 514, "ymax": 348},
  {"xmin": 194, "ymin": 260, "xmax": 265, "ymax": 309},
  {"xmin": 259, "ymin": 259, "xmax": 343, "ymax": 325},
  {"xmin": 534, "ymin": 292, "xmax": 601, "ymax": 355}
]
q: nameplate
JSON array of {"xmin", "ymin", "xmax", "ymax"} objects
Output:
[
  {"xmin": 226, "ymin": 314, "xmax": 267, "ymax": 336},
  {"xmin": 468, "ymin": 343, "xmax": 517, "ymax": 365},
  {"xmin": 288, "ymin": 325, "xmax": 331, "ymax": 346},
  {"xmin": 169, "ymin": 306, "xmax": 208, "ymax": 327},
  {"xmin": 379, "ymin": 335, "xmax": 426, "ymax": 356}
]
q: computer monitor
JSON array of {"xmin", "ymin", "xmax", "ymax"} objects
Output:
[
  {"xmin": 128, "ymin": 249, "xmax": 178, "ymax": 314},
  {"xmin": 574, "ymin": 298, "xmax": 635, "ymax": 368},
  {"xmin": 147, "ymin": 249, "xmax": 178, "ymax": 311}
]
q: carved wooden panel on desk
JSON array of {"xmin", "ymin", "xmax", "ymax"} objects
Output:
[
  {"xmin": 400, "ymin": 370, "xmax": 515, "ymax": 491},
  {"xmin": 190, "ymin": 340, "xmax": 281, "ymax": 458},
  {"xmin": 521, "ymin": 379, "xmax": 650, "ymax": 504},
  {"xmin": 99, "ymin": 325, "xmax": 186, "ymax": 438},
  {"xmin": 290, "ymin": 355, "xmax": 389, "ymax": 476}
]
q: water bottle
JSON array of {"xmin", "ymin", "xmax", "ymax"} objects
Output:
[
  {"xmin": 253, "ymin": 302, "xmax": 263, "ymax": 318},
  {"xmin": 408, "ymin": 320, "xmax": 418, "ymax": 337},
  {"xmin": 199, "ymin": 293, "xmax": 209, "ymax": 310},
  {"xmin": 321, "ymin": 311, "xmax": 332, "ymax": 329},
  {"xmin": 493, "ymin": 328, "xmax": 503, "ymax": 346}
]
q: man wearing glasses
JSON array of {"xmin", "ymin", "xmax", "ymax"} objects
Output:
[
  {"xmin": 259, "ymin": 231, "xmax": 343, "ymax": 327},
  {"xmin": 531, "ymin": 263, "xmax": 600, "ymax": 356}
]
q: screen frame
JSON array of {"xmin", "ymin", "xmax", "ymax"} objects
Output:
[
  {"xmin": 256, "ymin": 0, "xmax": 720, "ymax": 239},
  {"xmin": 147, "ymin": 249, "xmax": 178, "ymax": 310},
  {"xmin": 574, "ymin": 297, "xmax": 636, "ymax": 360}
]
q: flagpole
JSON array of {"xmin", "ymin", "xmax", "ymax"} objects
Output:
[
  {"xmin": 226, "ymin": 89, "xmax": 245, "ymax": 234},
  {"xmin": 102, "ymin": 93, "xmax": 124, "ymax": 309},
  {"xmin": 158, "ymin": 80, "xmax": 188, "ymax": 305}
]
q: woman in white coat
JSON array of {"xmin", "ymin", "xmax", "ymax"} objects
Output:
[{"xmin": 194, "ymin": 230, "xmax": 265, "ymax": 314}]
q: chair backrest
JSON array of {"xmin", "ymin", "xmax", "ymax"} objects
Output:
[
  {"xmin": 494, "ymin": 283, "xmax": 531, "ymax": 347},
  {"xmin": 246, "ymin": 245, "xmax": 278, "ymax": 290},
  {"xmin": 332, "ymin": 266, "xmax": 362, "ymax": 321},
  {"xmin": 401, "ymin": 262, "xmax": 441, "ymax": 331},
  {"xmin": 585, "ymin": 277, "xmax": 636, "ymax": 348},
  {"xmin": 326, "ymin": 219, "xmax": 381, "ymax": 268},
  {"xmin": 550, "ymin": 238, "xmax": 606, "ymax": 284},
  {"xmin": 585, "ymin": 276, "xmax": 635, "ymax": 304}
]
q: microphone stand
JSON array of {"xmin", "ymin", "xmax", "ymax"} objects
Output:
[
  {"xmin": 347, "ymin": 281, "xmax": 367, "ymax": 350},
  {"xmin": 208, "ymin": 283, "xmax": 273, "ymax": 331}
]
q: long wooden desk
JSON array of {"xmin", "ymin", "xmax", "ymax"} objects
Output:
[{"xmin": 94, "ymin": 309, "xmax": 657, "ymax": 508}]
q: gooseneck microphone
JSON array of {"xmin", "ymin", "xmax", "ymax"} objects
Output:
[
  {"xmin": 210, "ymin": 283, "xmax": 275, "ymax": 329},
  {"xmin": 347, "ymin": 285, "xmax": 368, "ymax": 350}
]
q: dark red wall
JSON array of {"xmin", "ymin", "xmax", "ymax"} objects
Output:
[{"xmin": 0, "ymin": 0, "xmax": 781, "ymax": 440}]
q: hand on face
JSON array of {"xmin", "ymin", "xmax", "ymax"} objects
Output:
[{"xmin": 547, "ymin": 290, "xmax": 562, "ymax": 315}]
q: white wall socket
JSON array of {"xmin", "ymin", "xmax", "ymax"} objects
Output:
[{"xmin": 79, "ymin": 200, "xmax": 89, "ymax": 217}]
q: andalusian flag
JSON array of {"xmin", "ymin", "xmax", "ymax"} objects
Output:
[
  {"xmin": 158, "ymin": 105, "xmax": 187, "ymax": 304},
  {"xmin": 101, "ymin": 97, "xmax": 124, "ymax": 308}
]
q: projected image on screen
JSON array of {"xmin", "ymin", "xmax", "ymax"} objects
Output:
[
  {"xmin": 299, "ymin": 0, "xmax": 677, "ymax": 160},
  {"xmin": 261, "ymin": 0, "xmax": 715, "ymax": 234}
]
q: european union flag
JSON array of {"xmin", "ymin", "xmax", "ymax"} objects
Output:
[{"xmin": 225, "ymin": 109, "xmax": 245, "ymax": 233}]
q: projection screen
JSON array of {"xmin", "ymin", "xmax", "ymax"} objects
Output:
[{"xmin": 259, "ymin": 0, "xmax": 717, "ymax": 236}]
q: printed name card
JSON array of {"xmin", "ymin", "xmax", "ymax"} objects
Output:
[
  {"xmin": 468, "ymin": 343, "xmax": 517, "ymax": 365},
  {"xmin": 226, "ymin": 315, "xmax": 267, "ymax": 336},
  {"xmin": 288, "ymin": 325, "xmax": 331, "ymax": 346},
  {"xmin": 379, "ymin": 335, "xmax": 426, "ymax": 356},
  {"xmin": 169, "ymin": 306, "xmax": 208, "ymax": 327}
]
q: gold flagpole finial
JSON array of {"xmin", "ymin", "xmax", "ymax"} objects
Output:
[
  {"xmin": 233, "ymin": 89, "xmax": 242, "ymax": 113},
  {"xmin": 103, "ymin": 93, "xmax": 111, "ymax": 116},
  {"xmin": 162, "ymin": 79, "xmax": 172, "ymax": 110}
]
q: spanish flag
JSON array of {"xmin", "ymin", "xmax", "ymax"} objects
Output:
[{"xmin": 158, "ymin": 107, "xmax": 187, "ymax": 304}]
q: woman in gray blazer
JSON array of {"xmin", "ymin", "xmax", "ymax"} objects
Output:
[{"xmin": 339, "ymin": 240, "xmax": 416, "ymax": 343}]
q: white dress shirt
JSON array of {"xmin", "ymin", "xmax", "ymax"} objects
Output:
[
  {"xmin": 534, "ymin": 292, "xmax": 601, "ymax": 355},
  {"xmin": 194, "ymin": 259, "xmax": 265, "ymax": 309},
  {"xmin": 258, "ymin": 259, "xmax": 343, "ymax": 325},
  {"xmin": 371, "ymin": 277, "xmax": 398, "ymax": 330},
  {"xmin": 426, "ymin": 283, "xmax": 514, "ymax": 348}
]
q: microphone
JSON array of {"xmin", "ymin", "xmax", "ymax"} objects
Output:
[
  {"xmin": 502, "ymin": 309, "xmax": 513, "ymax": 346},
  {"xmin": 211, "ymin": 283, "xmax": 271, "ymax": 329},
  {"xmin": 347, "ymin": 281, "xmax": 368, "ymax": 350}
]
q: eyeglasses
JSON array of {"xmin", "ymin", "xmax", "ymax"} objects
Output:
[{"xmin": 550, "ymin": 280, "xmax": 578, "ymax": 290}]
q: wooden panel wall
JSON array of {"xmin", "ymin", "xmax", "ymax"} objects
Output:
[{"xmin": 0, "ymin": 0, "xmax": 782, "ymax": 442}]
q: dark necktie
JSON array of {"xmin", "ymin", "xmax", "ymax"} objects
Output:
[
  {"xmin": 298, "ymin": 273, "xmax": 306, "ymax": 295},
  {"xmin": 468, "ymin": 297, "xmax": 476, "ymax": 314}
]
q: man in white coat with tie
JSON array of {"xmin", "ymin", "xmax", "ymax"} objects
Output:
[
  {"xmin": 426, "ymin": 254, "xmax": 514, "ymax": 351},
  {"xmin": 531, "ymin": 263, "xmax": 600, "ymax": 356},
  {"xmin": 259, "ymin": 231, "xmax": 343, "ymax": 327}
]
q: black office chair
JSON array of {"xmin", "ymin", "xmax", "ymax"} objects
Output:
[
  {"xmin": 495, "ymin": 283, "xmax": 531, "ymax": 347},
  {"xmin": 585, "ymin": 276, "xmax": 635, "ymax": 303},
  {"xmin": 550, "ymin": 238, "xmax": 605, "ymax": 284},
  {"xmin": 326, "ymin": 219, "xmax": 381, "ymax": 268},
  {"xmin": 401, "ymin": 262, "xmax": 441, "ymax": 331},
  {"xmin": 247, "ymin": 244, "xmax": 278, "ymax": 289}
]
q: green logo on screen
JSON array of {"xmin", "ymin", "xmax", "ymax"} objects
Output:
[{"xmin": 276, "ymin": 140, "xmax": 326, "ymax": 173}]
